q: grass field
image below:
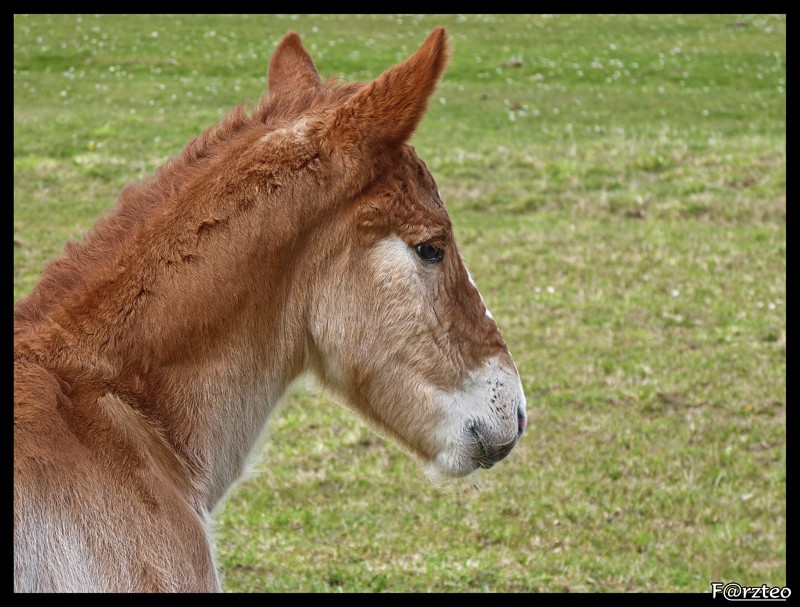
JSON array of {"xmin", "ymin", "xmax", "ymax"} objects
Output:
[{"xmin": 14, "ymin": 14, "xmax": 786, "ymax": 592}]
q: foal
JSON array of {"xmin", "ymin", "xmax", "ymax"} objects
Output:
[{"xmin": 14, "ymin": 28, "xmax": 527, "ymax": 592}]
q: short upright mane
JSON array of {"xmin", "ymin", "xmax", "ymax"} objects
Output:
[{"xmin": 14, "ymin": 78, "xmax": 360, "ymax": 339}]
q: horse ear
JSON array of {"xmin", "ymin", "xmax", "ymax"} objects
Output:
[
  {"xmin": 325, "ymin": 27, "xmax": 449, "ymax": 149},
  {"xmin": 268, "ymin": 32, "xmax": 321, "ymax": 94}
]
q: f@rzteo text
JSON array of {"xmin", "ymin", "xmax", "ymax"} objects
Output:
[{"xmin": 711, "ymin": 583, "xmax": 791, "ymax": 601}]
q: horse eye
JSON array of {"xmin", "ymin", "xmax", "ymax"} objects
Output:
[{"xmin": 415, "ymin": 243, "xmax": 445, "ymax": 264}]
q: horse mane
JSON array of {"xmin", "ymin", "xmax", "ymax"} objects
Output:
[{"xmin": 14, "ymin": 78, "xmax": 362, "ymax": 339}]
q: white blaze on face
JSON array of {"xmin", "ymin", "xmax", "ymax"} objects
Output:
[{"xmin": 466, "ymin": 269, "xmax": 494, "ymax": 321}]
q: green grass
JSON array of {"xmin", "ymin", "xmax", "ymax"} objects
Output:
[{"xmin": 14, "ymin": 14, "xmax": 785, "ymax": 592}]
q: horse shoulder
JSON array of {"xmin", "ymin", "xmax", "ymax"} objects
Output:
[{"xmin": 13, "ymin": 359, "xmax": 219, "ymax": 592}]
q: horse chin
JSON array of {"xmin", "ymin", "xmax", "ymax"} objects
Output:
[
  {"xmin": 422, "ymin": 421, "xmax": 521, "ymax": 482},
  {"xmin": 423, "ymin": 448, "xmax": 480, "ymax": 482}
]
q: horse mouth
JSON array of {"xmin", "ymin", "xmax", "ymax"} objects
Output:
[{"xmin": 470, "ymin": 425, "xmax": 517, "ymax": 469}]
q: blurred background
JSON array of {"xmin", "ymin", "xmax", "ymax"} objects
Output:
[{"xmin": 14, "ymin": 14, "xmax": 785, "ymax": 592}]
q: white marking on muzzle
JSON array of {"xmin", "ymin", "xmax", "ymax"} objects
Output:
[{"xmin": 426, "ymin": 356, "xmax": 525, "ymax": 479}]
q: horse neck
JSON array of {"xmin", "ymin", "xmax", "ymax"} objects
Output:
[
  {"xmin": 23, "ymin": 184, "xmax": 322, "ymax": 513},
  {"xmin": 131, "ymin": 208, "xmax": 316, "ymax": 511}
]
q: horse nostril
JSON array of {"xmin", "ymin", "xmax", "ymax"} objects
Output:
[{"xmin": 517, "ymin": 404, "xmax": 527, "ymax": 437}]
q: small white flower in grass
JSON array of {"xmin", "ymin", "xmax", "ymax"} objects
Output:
[
  {"xmin": 768, "ymin": 302, "xmax": 776, "ymax": 310},
  {"xmin": 534, "ymin": 287, "xmax": 541, "ymax": 294},
  {"xmin": 150, "ymin": 31, "xmax": 158, "ymax": 38},
  {"xmin": 547, "ymin": 286, "xmax": 555, "ymax": 294},
  {"xmin": 438, "ymin": 97, "xmax": 446, "ymax": 105},
  {"xmin": 671, "ymin": 289, "xmax": 680, "ymax": 297}
]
